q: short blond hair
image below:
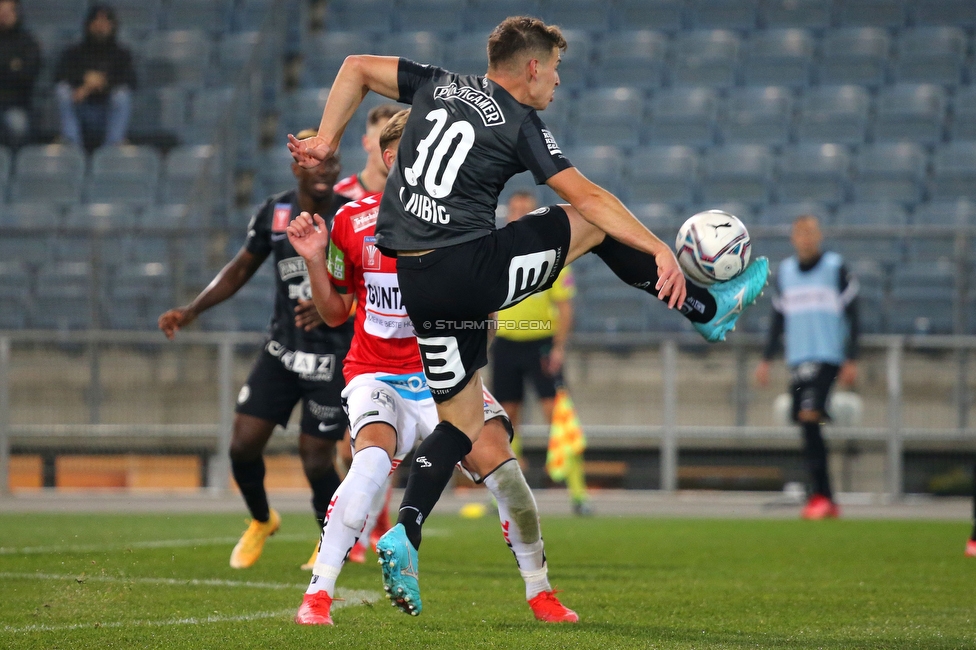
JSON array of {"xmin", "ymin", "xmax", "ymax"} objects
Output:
[{"xmin": 379, "ymin": 109, "xmax": 410, "ymax": 152}]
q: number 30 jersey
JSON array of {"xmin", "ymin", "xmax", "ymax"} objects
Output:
[{"xmin": 374, "ymin": 58, "xmax": 574, "ymax": 254}]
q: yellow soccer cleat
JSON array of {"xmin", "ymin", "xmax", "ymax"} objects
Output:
[
  {"xmin": 229, "ymin": 508, "xmax": 281, "ymax": 569},
  {"xmin": 301, "ymin": 538, "xmax": 321, "ymax": 571}
]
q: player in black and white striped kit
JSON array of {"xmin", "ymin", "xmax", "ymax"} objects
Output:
[{"xmin": 289, "ymin": 16, "xmax": 770, "ymax": 615}]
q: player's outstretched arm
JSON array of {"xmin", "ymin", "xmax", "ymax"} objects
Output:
[
  {"xmin": 288, "ymin": 55, "xmax": 401, "ymax": 168},
  {"xmin": 157, "ymin": 248, "xmax": 265, "ymax": 339},
  {"xmin": 547, "ymin": 168, "xmax": 687, "ymax": 309},
  {"xmin": 286, "ymin": 211, "xmax": 353, "ymax": 327}
]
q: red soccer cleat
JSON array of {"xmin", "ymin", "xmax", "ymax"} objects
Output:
[
  {"xmin": 965, "ymin": 539, "xmax": 976, "ymax": 557},
  {"xmin": 348, "ymin": 540, "xmax": 367, "ymax": 564},
  {"xmin": 295, "ymin": 591, "xmax": 334, "ymax": 625},
  {"xmin": 528, "ymin": 590, "xmax": 579, "ymax": 623},
  {"xmin": 801, "ymin": 494, "xmax": 840, "ymax": 520}
]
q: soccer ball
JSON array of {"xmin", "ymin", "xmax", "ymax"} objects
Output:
[{"xmin": 674, "ymin": 210, "xmax": 752, "ymax": 286}]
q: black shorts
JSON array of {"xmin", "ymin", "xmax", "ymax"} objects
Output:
[
  {"xmin": 789, "ymin": 362, "xmax": 840, "ymax": 422},
  {"xmin": 491, "ymin": 336, "xmax": 559, "ymax": 403},
  {"xmin": 235, "ymin": 348, "xmax": 348, "ymax": 439},
  {"xmin": 396, "ymin": 205, "xmax": 571, "ymax": 402}
]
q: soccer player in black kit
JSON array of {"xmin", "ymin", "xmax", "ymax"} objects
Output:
[
  {"xmin": 289, "ymin": 17, "xmax": 770, "ymax": 614},
  {"xmin": 159, "ymin": 130, "xmax": 351, "ymax": 570}
]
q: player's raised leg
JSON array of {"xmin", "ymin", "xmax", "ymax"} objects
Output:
[{"xmin": 228, "ymin": 414, "xmax": 281, "ymax": 569}]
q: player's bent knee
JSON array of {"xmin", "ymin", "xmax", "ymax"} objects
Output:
[{"xmin": 354, "ymin": 422, "xmax": 397, "ymax": 459}]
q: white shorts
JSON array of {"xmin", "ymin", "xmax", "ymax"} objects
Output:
[{"xmin": 342, "ymin": 371, "xmax": 511, "ymax": 479}]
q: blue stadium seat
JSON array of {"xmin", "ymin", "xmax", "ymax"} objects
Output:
[
  {"xmin": 160, "ymin": 145, "xmax": 222, "ymax": 205},
  {"xmin": 817, "ymin": 28, "xmax": 890, "ymax": 87},
  {"xmin": 0, "ymin": 234, "xmax": 53, "ymax": 266},
  {"xmin": 700, "ymin": 145, "xmax": 774, "ymax": 208},
  {"xmin": 465, "ymin": 1, "xmax": 540, "ymax": 34},
  {"xmin": 396, "ymin": 0, "xmax": 464, "ymax": 33},
  {"xmin": 233, "ymin": 0, "xmax": 273, "ymax": 32},
  {"xmin": 301, "ymin": 32, "xmax": 373, "ymax": 88},
  {"xmin": 0, "ymin": 146, "xmax": 9, "ymax": 194},
  {"xmin": 893, "ymin": 27, "xmax": 966, "ymax": 86},
  {"xmin": 719, "ymin": 86, "xmax": 793, "ymax": 146},
  {"xmin": 162, "ymin": 0, "xmax": 233, "ymax": 33},
  {"xmin": 128, "ymin": 87, "xmax": 188, "ymax": 145},
  {"xmin": 576, "ymin": 288, "xmax": 652, "ymax": 333},
  {"xmin": 592, "ymin": 31, "xmax": 668, "ymax": 90},
  {"xmin": 65, "ymin": 203, "xmax": 141, "ymax": 230},
  {"xmin": 255, "ymin": 146, "xmax": 299, "ymax": 199},
  {"xmin": 129, "ymin": 236, "xmax": 171, "ymax": 264},
  {"xmin": 539, "ymin": 0, "xmax": 611, "ymax": 33},
  {"xmin": 913, "ymin": 200, "xmax": 976, "ymax": 227},
  {"xmin": 692, "ymin": 200, "xmax": 755, "ymax": 222},
  {"xmin": 760, "ymin": 0, "xmax": 832, "ymax": 29},
  {"xmin": 740, "ymin": 29, "xmax": 815, "ymax": 88},
  {"xmin": 279, "ymin": 87, "xmax": 330, "ymax": 138},
  {"xmin": 184, "ymin": 87, "xmax": 237, "ymax": 145},
  {"xmin": 33, "ymin": 262, "xmax": 93, "ymax": 330},
  {"xmin": 795, "ymin": 85, "xmax": 870, "ymax": 145},
  {"xmin": 10, "ymin": 145, "xmax": 86, "ymax": 206},
  {"xmin": 0, "ymin": 202, "xmax": 62, "ymax": 229},
  {"xmin": 552, "ymin": 30, "xmax": 593, "ymax": 90},
  {"xmin": 873, "ymin": 84, "xmax": 945, "ymax": 145},
  {"xmin": 777, "ymin": 144, "xmax": 850, "ymax": 204},
  {"xmin": 689, "ymin": 0, "xmax": 759, "ymax": 30},
  {"xmin": 86, "ymin": 145, "xmax": 162, "ymax": 206},
  {"xmin": 143, "ymin": 204, "xmax": 190, "ymax": 230},
  {"xmin": 109, "ymin": 0, "xmax": 162, "ymax": 32},
  {"xmin": 845, "ymin": 259, "xmax": 885, "ymax": 333},
  {"xmin": 623, "ymin": 146, "xmax": 698, "ymax": 205},
  {"xmin": 834, "ymin": 202, "xmax": 907, "ymax": 262},
  {"xmin": 931, "ymin": 143, "xmax": 976, "ymax": 201},
  {"xmin": 630, "ymin": 203, "xmax": 681, "ymax": 232},
  {"xmin": 20, "ymin": 0, "xmax": 86, "ymax": 29},
  {"xmin": 324, "ymin": 0, "xmax": 394, "ymax": 32},
  {"xmin": 570, "ymin": 87, "xmax": 643, "ymax": 147},
  {"xmin": 375, "ymin": 32, "xmax": 449, "ymax": 67},
  {"xmin": 757, "ymin": 201, "xmax": 829, "ymax": 225},
  {"xmin": 949, "ymin": 87, "xmax": 976, "ymax": 142},
  {"xmin": 215, "ymin": 31, "xmax": 261, "ymax": 82},
  {"xmin": 613, "ymin": 0, "xmax": 685, "ymax": 32},
  {"xmin": 644, "ymin": 87, "xmax": 719, "ymax": 147},
  {"xmin": 838, "ymin": 0, "xmax": 908, "ymax": 27},
  {"xmin": 912, "ymin": 0, "xmax": 976, "ymax": 27},
  {"xmin": 0, "ymin": 262, "xmax": 29, "ymax": 329},
  {"xmin": 142, "ymin": 31, "xmax": 212, "ymax": 89},
  {"xmin": 852, "ymin": 143, "xmax": 926, "ymax": 204},
  {"xmin": 835, "ymin": 201, "xmax": 908, "ymax": 226},
  {"xmin": 107, "ymin": 262, "xmax": 172, "ymax": 329},
  {"xmin": 562, "ymin": 146, "xmax": 624, "ymax": 194},
  {"xmin": 889, "ymin": 262, "xmax": 955, "ymax": 334},
  {"xmin": 448, "ymin": 33, "xmax": 488, "ymax": 75},
  {"xmin": 671, "ymin": 30, "xmax": 740, "ymax": 88}
]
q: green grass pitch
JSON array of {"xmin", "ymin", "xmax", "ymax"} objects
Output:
[{"xmin": 1, "ymin": 512, "xmax": 974, "ymax": 649}]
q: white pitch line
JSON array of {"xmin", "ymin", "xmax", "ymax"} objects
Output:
[
  {"xmin": 0, "ymin": 572, "xmax": 308, "ymax": 591},
  {"xmin": 0, "ymin": 533, "xmax": 313, "ymax": 556},
  {"xmin": 0, "ymin": 589, "xmax": 380, "ymax": 634}
]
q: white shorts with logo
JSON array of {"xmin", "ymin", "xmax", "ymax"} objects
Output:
[{"xmin": 341, "ymin": 371, "xmax": 511, "ymax": 481}]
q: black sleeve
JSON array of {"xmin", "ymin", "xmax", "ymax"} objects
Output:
[
  {"xmin": 54, "ymin": 46, "xmax": 80, "ymax": 86},
  {"xmin": 113, "ymin": 46, "xmax": 137, "ymax": 89},
  {"xmin": 244, "ymin": 199, "xmax": 273, "ymax": 257},
  {"xmin": 762, "ymin": 270, "xmax": 784, "ymax": 360},
  {"xmin": 516, "ymin": 111, "xmax": 574, "ymax": 184},
  {"xmin": 396, "ymin": 58, "xmax": 447, "ymax": 104},
  {"xmin": 839, "ymin": 263, "xmax": 860, "ymax": 361},
  {"xmin": 21, "ymin": 33, "xmax": 41, "ymax": 84}
]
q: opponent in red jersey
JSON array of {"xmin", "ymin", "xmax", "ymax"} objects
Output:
[
  {"xmin": 332, "ymin": 104, "xmax": 401, "ymax": 201},
  {"xmin": 288, "ymin": 110, "xmax": 577, "ymax": 626}
]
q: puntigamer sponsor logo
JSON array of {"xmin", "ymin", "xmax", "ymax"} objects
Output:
[
  {"xmin": 433, "ymin": 83, "xmax": 505, "ymax": 126},
  {"xmin": 277, "ymin": 256, "xmax": 307, "ymax": 281}
]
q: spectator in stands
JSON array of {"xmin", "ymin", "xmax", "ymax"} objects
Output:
[
  {"xmin": 333, "ymin": 103, "xmax": 402, "ymax": 200},
  {"xmin": 755, "ymin": 214, "xmax": 859, "ymax": 520},
  {"xmin": 54, "ymin": 4, "xmax": 135, "ymax": 149},
  {"xmin": 0, "ymin": 0, "xmax": 40, "ymax": 148},
  {"xmin": 491, "ymin": 190, "xmax": 591, "ymax": 515}
]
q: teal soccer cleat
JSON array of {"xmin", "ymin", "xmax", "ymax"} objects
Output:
[
  {"xmin": 694, "ymin": 257, "xmax": 770, "ymax": 343},
  {"xmin": 376, "ymin": 524, "xmax": 422, "ymax": 616}
]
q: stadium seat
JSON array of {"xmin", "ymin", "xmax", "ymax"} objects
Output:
[
  {"xmin": 0, "ymin": 202, "xmax": 62, "ymax": 229},
  {"xmin": 160, "ymin": 145, "xmax": 222, "ymax": 206},
  {"xmin": 302, "ymin": 32, "xmax": 374, "ymax": 88},
  {"xmin": 142, "ymin": 31, "xmax": 212, "ymax": 89},
  {"xmin": 671, "ymin": 30, "xmax": 740, "ymax": 88},
  {"xmin": 689, "ymin": 0, "xmax": 759, "ymax": 30},
  {"xmin": 889, "ymin": 261, "xmax": 955, "ymax": 334},
  {"xmin": 852, "ymin": 144, "xmax": 926, "ymax": 204},
  {"xmin": 845, "ymin": 259, "xmax": 885, "ymax": 333},
  {"xmin": 184, "ymin": 87, "xmax": 237, "ymax": 145},
  {"xmin": 817, "ymin": 28, "xmax": 890, "ymax": 87},
  {"xmin": 279, "ymin": 87, "xmax": 330, "ymax": 139},
  {"xmin": 592, "ymin": 31, "xmax": 668, "ymax": 90},
  {"xmin": 465, "ymin": 0, "xmax": 540, "ymax": 33},
  {"xmin": 10, "ymin": 145, "xmax": 86, "ymax": 206},
  {"xmin": 719, "ymin": 86, "xmax": 793, "ymax": 147},
  {"xmin": 949, "ymin": 87, "xmax": 976, "ymax": 142},
  {"xmin": 255, "ymin": 146, "xmax": 301, "ymax": 199},
  {"xmin": 65, "ymin": 203, "xmax": 141, "ymax": 231},
  {"xmin": 795, "ymin": 85, "xmax": 870, "ymax": 145},
  {"xmin": 551, "ymin": 30, "xmax": 592, "ymax": 90},
  {"xmin": 109, "ymin": 0, "xmax": 162, "ymax": 32},
  {"xmin": 760, "ymin": 0, "xmax": 832, "ymax": 29},
  {"xmin": 324, "ymin": 0, "xmax": 394, "ymax": 32},
  {"xmin": 931, "ymin": 143, "xmax": 976, "ymax": 201},
  {"xmin": 644, "ymin": 87, "xmax": 718, "ymax": 147},
  {"xmin": 128, "ymin": 87, "xmax": 188, "ymax": 146},
  {"xmin": 757, "ymin": 201, "xmax": 829, "ymax": 226},
  {"xmin": 143, "ymin": 204, "xmax": 190, "ymax": 230},
  {"xmin": 129, "ymin": 235, "xmax": 171, "ymax": 264},
  {"xmin": 0, "ymin": 234, "xmax": 53, "ymax": 266},
  {"xmin": 19, "ymin": 0, "xmax": 86, "ymax": 29},
  {"xmin": 86, "ymin": 145, "xmax": 162, "ymax": 206},
  {"xmin": 375, "ymin": 32, "xmax": 449, "ymax": 68},
  {"xmin": 233, "ymin": 0, "xmax": 274, "ymax": 32},
  {"xmin": 700, "ymin": 145, "xmax": 774, "ymax": 208},
  {"xmin": 447, "ymin": 32, "xmax": 489, "ymax": 75},
  {"xmin": 740, "ymin": 29, "xmax": 815, "ymax": 88},
  {"xmin": 912, "ymin": 0, "xmax": 976, "ymax": 27},
  {"xmin": 893, "ymin": 27, "xmax": 966, "ymax": 86},
  {"xmin": 538, "ymin": 0, "xmax": 611, "ymax": 33},
  {"xmin": 162, "ymin": 0, "xmax": 233, "ymax": 33},
  {"xmin": 834, "ymin": 202, "xmax": 907, "ymax": 262},
  {"xmin": 215, "ymin": 31, "xmax": 262, "ymax": 83},
  {"xmin": 630, "ymin": 202, "xmax": 681, "ymax": 232},
  {"xmin": 0, "ymin": 261, "xmax": 29, "ymax": 328},
  {"xmin": 873, "ymin": 84, "xmax": 945, "ymax": 145},
  {"xmin": 396, "ymin": 0, "xmax": 464, "ymax": 33},
  {"xmin": 570, "ymin": 87, "xmax": 643, "ymax": 147},
  {"xmin": 914, "ymin": 200, "xmax": 976, "ymax": 227},
  {"xmin": 613, "ymin": 0, "xmax": 685, "ymax": 32},
  {"xmin": 33, "ymin": 262, "xmax": 93, "ymax": 330},
  {"xmin": 107, "ymin": 262, "xmax": 172, "ymax": 329},
  {"xmin": 838, "ymin": 0, "xmax": 908, "ymax": 27},
  {"xmin": 561, "ymin": 146, "xmax": 624, "ymax": 195},
  {"xmin": 623, "ymin": 145, "xmax": 698, "ymax": 205},
  {"xmin": 0, "ymin": 146, "xmax": 9, "ymax": 194},
  {"xmin": 776, "ymin": 144, "xmax": 850, "ymax": 205},
  {"xmin": 576, "ymin": 288, "xmax": 651, "ymax": 333},
  {"xmin": 835, "ymin": 201, "xmax": 908, "ymax": 226}
]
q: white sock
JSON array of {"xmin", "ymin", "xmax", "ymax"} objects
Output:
[
  {"xmin": 306, "ymin": 446, "xmax": 391, "ymax": 596},
  {"xmin": 484, "ymin": 459, "xmax": 551, "ymax": 600},
  {"xmin": 358, "ymin": 475, "xmax": 393, "ymax": 547}
]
